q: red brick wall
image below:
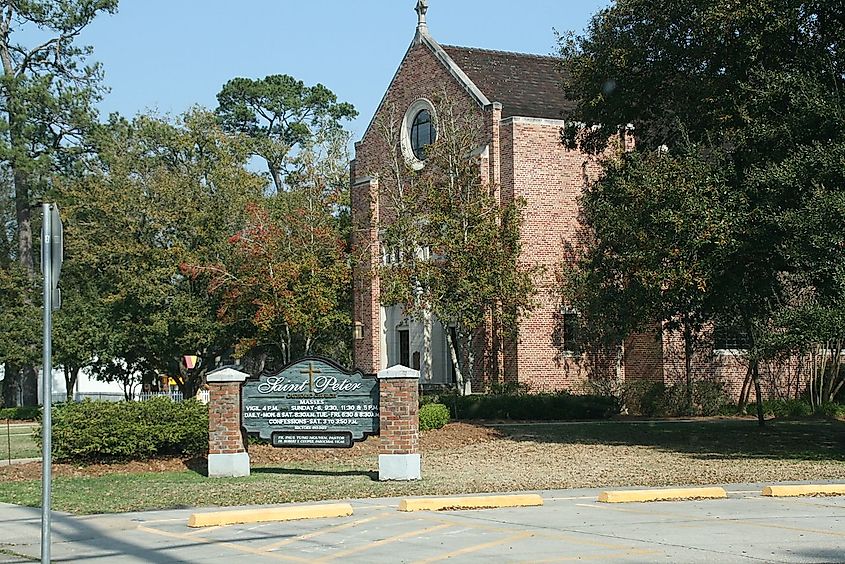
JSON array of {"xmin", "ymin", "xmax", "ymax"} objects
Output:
[
  {"xmin": 505, "ymin": 118, "xmax": 611, "ymax": 391},
  {"xmin": 624, "ymin": 327, "xmax": 665, "ymax": 383},
  {"xmin": 208, "ymin": 382, "xmax": 246, "ymax": 455},
  {"xmin": 351, "ymin": 41, "xmax": 488, "ymax": 377},
  {"xmin": 351, "ymin": 177, "xmax": 381, "ymax": 374},
  {"xmin": 379, "ymin": 378, "xmax": 419, "ymax": 455},
  {"xmin": 661, "ymin": 326, "xmax": 807, "ymax": 401}
]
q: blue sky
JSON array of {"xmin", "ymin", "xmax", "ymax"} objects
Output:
[{"xmin": 79, "ymin": 0, "xmax": 610, "ymax": 141}]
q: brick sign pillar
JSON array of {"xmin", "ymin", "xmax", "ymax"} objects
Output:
[
  {"xmin": 206, "ymin": 367, "xmax": 250, "ymax": 478},
  {"xmin": 377, "ymin": 365, "xmax": 421, "ymax": 480}
]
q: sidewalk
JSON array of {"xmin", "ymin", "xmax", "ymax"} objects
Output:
[
  {"xmin": 1, "ymin": 483, "xmax": 844, "ymax": 563},
  {"xmin": 0, "ymin": 458, "xmax": 38, "ymax": 467}
]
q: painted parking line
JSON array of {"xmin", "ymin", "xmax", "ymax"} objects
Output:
[
  {"xmin": 577, "ymin": 501, "xmax": 845, "ymax": 539},
  {"xmin": 413, "ymin": 531, "xmax": 535, "ymax": 563},
  {"xmin": 137, "ymin": 524, "xmax": 310, "ymax": 563},
  {"xmin": 260, "ymin": 514, "xmax": 386, "ymax": 552},
  {"xmin": 528, "ymin": 548, "xmax": 663, "ymax": 562},
  {"xmin": 313, "ymin": 522, "xmax": 453, "ymax": 563}
]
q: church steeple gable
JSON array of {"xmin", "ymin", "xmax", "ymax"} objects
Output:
[{"xmin": 415, "ymin": 0, "xmax": 428, "ymax": 33}]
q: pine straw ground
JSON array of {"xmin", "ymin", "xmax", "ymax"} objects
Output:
[
  {"xmin": 0, "ymin": 419, "xmax": 843, "ymax": 514},
  {"xmin": 4, "ymin": 419, "xmax": 844, "ymax": 486}
]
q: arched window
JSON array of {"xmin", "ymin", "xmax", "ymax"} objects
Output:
[{"xmin": 410, "ymin": 109, "xmax": 435, "ymax": 160}]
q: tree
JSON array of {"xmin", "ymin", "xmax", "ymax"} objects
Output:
[
  {"xmin": 216, "ymin": 74, "xmax": 357, "ymax": 192},
  {"xmin": 559, "ymin": 0, "xmax": 845, "ymax": 424},
  {"xmin": 190, "ymin": 128, "xmax": 353, "ymax": 372},
  {"xmin": 0, "ymin": 0, "xmax": 117, "ymax": 405},
  {"xmin": 377, "ymin": 96, "xmax": 538, "ymax": 394},
  {"xmin": 565, "ymin": 149, "xmax": 744, "ymax": 413},
  {"xmin": 62, "ymin": 109, "xmax": 265, "ymax": 397}
]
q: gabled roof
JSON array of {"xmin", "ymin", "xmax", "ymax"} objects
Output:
[
  {"xmin": 358, "ymin": 26, "xmax": 572, "ymax": 145},
  {"xmin": 442, "ymin": 46, "xmax": 574, "ymax": 120}
]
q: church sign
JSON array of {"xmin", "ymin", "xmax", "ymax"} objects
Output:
[{"xmin": 242, "ymin": 357, "xmax": 379, "ymax": 448}]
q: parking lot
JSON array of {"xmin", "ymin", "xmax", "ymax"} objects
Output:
[{"xmin": 1, "ymin": 484, "xmax": 844, "ymax": 563}]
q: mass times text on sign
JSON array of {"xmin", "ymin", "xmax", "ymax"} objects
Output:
[{"xmin": 241, "ymin": 357, "xmax": 379, "ymax": 448}]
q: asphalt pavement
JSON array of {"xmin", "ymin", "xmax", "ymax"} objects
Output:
[{"xmin": 1, "ymin": 483, "xmax": 844, "ymax": 563}]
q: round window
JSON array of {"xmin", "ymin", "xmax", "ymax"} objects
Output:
[
  {"xmin": 410, "ymin": 109, "xmax": 435, "ymax": 160},
  {"xmin": 400, "ymin": 99, "xmax": 437, "ymax": 170}
]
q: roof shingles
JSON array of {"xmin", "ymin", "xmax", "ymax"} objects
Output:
[{"xmin": 442, "ymin": 45, "xmax": 573, "ymax": 120}]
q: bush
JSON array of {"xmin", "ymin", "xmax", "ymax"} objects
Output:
[
  {"xmin": 747, "ymin": 399, "xmax": 814, "ymax": 418},
  {"xmin": 620, "ymin": 380, "xmax": 666, "ymax": 417},
  {"xmin": 621, "ymin": 380, "xmax": 730, "ymax": 417},
  {"xmin": 0, "ymin": 406, "xmax": 40, "ymax": 420},
  {"xmin": 419, "ymin": 403, "xmax": 450, "ymax": 431},
  {"xmin": 42, "ymin": 398, "xmax": 208, "ymax": 462},
  {"xmin": 817, "ymin": 403, "xmax": 845, "ymax": 418},
  {"xmin": 439, "ymin": 392, "xmax": 617, "ymax": 421}
]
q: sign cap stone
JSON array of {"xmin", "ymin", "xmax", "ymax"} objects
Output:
[
  {"xmin": 377, "ymin": 365, "xmax": 420, "ymax": 380},
  {"xmin": 207, "ymin": 366, "xmax": 250, "ymax": 383}
]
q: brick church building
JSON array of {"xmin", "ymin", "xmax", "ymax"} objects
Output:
[{"xmin": 350, "ymin": 2, "xmax": 798, "ymax": 399}]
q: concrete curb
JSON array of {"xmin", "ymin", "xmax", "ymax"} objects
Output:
[
  {"xmin": 762, "ymin": 484, "xmax": 845, "ymax": 497},
  {"xmin": 598, "ymin": 487, "xmax": 728, "ymax": 503},
  {"xmin": 188, "ymin": 503, "xmax": 353, "ymax": 528},
  {"xmin": 398, "ymin": 494, "xmax": 544, "ymax": 512}
]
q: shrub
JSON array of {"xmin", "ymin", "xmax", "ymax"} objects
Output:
[
  {"xmin": 620, "ymin": 380, "xmax": 666, "ymax": 417},
  {"xmin": 42, "ymin": 398, "xmax": 208, "ymax": 462},
  {"xmin": 0, "ymin": 406, "xmax": 40, "ymax": 420},
  {"xmin": 419, "ymin": 403, "xmax": 450, "ymax": 431},
  {"xmin": 817, "ymin": 403, "xmax": 845, "ymax": 418},
  {"xmin": 441, "ymin": 392, "xmax": 617, "ymax": 421},
  {"xmin": 621, "ymin": 380, "xmax": 729, "ymax": 417},
  {"xmin": 747, "ymin": 399, "xmax": 814, "ymax": 418}
]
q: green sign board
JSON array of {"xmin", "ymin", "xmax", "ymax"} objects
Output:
[{"xmin": 242, "ymin": 357, "xmax": 379, "ymax": 448}]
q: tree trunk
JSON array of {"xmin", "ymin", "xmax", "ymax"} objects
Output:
[
  {"xmin": 268, "ymin": 161, "xmax": 283, "ymax": 193},
  {"xmin": 465, "ymin": 330, "xmax": 475, "ymax": 396},
  {"xmin": 63, "ymin": 366, "xmax": 80, "ymax": 402},
  {"xmin": 752, "ymin": 359, "xmax": 765, "ymax": 427},
  {"xmin": 10, "ymin": 106, "xmax": 38, "ymax": 407},
  {"xmin": 446, "ymin": 329, "xmax": 465, "ymax": 396},
  {"xmin": 2, "ymin": 364, "xmax": 19, "ymax": 407},
  {"xmin": 683, "ymin": 317, "xmax": 693, "ymax": 415},
  {"xmin": 19, "ymin": 365, "xmax": 37, "ymax": 406},
  {"xmin": 738, "ymin": 363, "xmax": 752, "ymax": 410}
]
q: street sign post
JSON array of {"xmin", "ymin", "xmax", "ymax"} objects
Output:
[{"xmin": 40, "ymin": 202, "xmax": 62, "ymax": 564}]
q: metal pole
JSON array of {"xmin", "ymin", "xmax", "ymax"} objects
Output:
[
  {"xmin": 41, "ymin": 202, "xmax": 52, "ymax": 564},
  {"xmin": 6, "ymin": 418, "xmax": 10, "ymax": 465}
]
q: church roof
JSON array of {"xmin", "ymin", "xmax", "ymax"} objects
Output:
[{"xmin": 441, "ymin": 45, "xmax": 574, "ymax": 120}]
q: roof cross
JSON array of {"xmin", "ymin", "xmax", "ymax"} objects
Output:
[{"xmin": 415, "ymin": 0, "xmax": 428, "ymax": 30}]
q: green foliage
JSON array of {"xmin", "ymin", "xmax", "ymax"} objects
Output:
[
  {"xmin": 441, "ymin": 392, "xmax": 617, "ymax": 421},
  {"xmin": 418, "ymin": 403, "xmax": 450, "ymax": 431},
  {"xmin": 621, "ymin": 380, "xmax": 730, "ymax": 417},
  {"xmin": 377, "ymin": 95, "xmax": 539, "ymax": 393},
  {"xmin": 744, "ymin": 399, "xmax": 816, "ymax": 419},
  {"xmin": 43, "ymin": 398, "xmax": 208, "ymax": 462},
  {"xmin": 60, "ymin": 110, "xmax": 266, "ymax": 395},
  {"xmin": 560, "ymin": 0, "xmax": 845, "ymax": 417},
  {"xmin": 216, "ymin": 74, "xmax": 357, "ymax": 192},
  {"xmin": 190, "ymin": 129, "xmax": 354, "ymax": 369},
  {"xmin": 0, "ymin": 406, "xmax": 40, "ymax": 420}
]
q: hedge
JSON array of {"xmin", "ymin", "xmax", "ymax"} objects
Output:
[
  {"xmin": 432, "ymin": 392, "xmax": 618, "ymax": 421},
  {"xmin": 41, "ymin": 398, "xmax": 208, "ymax": 462},
  {"xmin": 0, "ymin": 406, "xmax": 40, "ymax": 420}
]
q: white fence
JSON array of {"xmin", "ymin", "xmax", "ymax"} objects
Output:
[
  {"xmin": 54, "ymin": 390, "xmax": 210, "ymax": 404},
  {"xmin": 137, "ymin": 390, "xmax": 210, "ymax": 404}
]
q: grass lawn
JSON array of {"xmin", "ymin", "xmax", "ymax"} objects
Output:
[
  {"xmin": 0, "ymin": 423, "xmax": 39, "ymax": 460},
  {"xmin": 495, "ymin": 418, "xmax": 845, "ymax": 461},
  {"xmin": 0, "ymin": 418, "xmax": 843, "ymax": 514}
]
